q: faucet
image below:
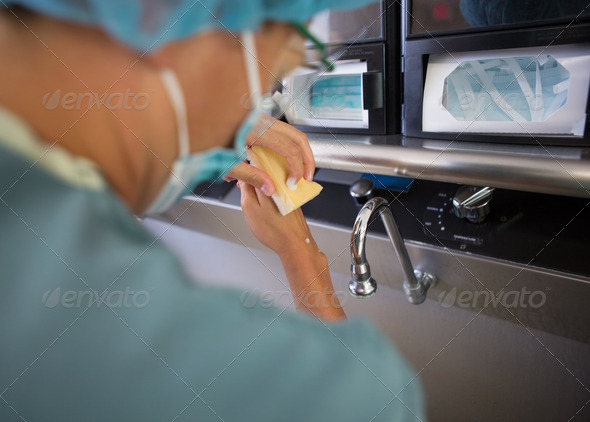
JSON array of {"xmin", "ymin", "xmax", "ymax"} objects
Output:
[{"xmin": 349, "ymin": 179, "xmax": 436, "ymax": 304}]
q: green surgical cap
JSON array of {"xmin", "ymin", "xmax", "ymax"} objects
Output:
[{"xmin": 3, "ymin": 0, "xmax": 379, "ymax": 52}]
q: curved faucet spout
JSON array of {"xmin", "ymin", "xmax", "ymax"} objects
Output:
[{"xmin": 349, "ymin": 197, "xmax": 436, "ymax": 304}]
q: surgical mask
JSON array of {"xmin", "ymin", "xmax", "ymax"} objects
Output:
[{"xmin": 144, "ymin": 31, "xmax": 263, "ymax": 215}]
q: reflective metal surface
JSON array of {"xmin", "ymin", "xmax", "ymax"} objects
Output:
[
  {"xmin": 452, "ymin": 185, "xmax": 494, "ymax": 223},
  {"xmin": 349, "ymin": 197, "xmax": 436, "ymax": 303},
  {"xmin": 309, "ymin": 136, "xmax": 590, "ymax": 198},
  {"xmin": 348, "ymin": 178, "xmax": 375, "ymax": 205}
]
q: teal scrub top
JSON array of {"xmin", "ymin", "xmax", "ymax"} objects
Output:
[{"xmin": 0, "ymin": 108, "xmax": 425, "ymax": 421}]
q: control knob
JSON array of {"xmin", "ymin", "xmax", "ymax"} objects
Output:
[
  {"xmin": 349, "ymin": 178, "xmax": 376, "ymax": 205},
  {"xmin": 452, "ymin": 186, "xmax": 494, "ymax": 223}
]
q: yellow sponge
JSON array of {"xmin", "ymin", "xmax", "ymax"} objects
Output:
[{"xmin": 247, "ymin": 145, "xmax": 323, "ymax": 215}]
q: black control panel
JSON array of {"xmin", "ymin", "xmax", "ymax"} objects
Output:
[
  {"xmin": 303, "ymin": 180, "xmax": 590, "ymax": 278},
  {"xmin": 195, "ymin": 178, "xmax": 590, "ymax": 278}
]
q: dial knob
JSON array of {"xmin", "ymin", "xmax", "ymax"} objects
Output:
[
  {"xmin": 349, "ymin": 178, "xmax": 375, "ymax": 205},
  {"xmin": 452, "ymin": 186, "xmax": 494, "ymax": 223}
]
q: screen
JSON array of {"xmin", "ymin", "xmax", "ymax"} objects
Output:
[
  {"xmin": 311, "ymin": 75, "xmax": 364, "ymax": 121},
  {"xmin": 409, "ymin": 0, "xmax": 590, "ymax": 35},
  {"xmin": 282, "ymin": 61, "xmax": 370, "ymax": 129},
  {"xmin": 308, "ymin": 2, "xmax": 384, "ymax": 44}
]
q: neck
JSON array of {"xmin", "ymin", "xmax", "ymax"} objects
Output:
[{"xmin": 0, "ymin": 10, "xmax": 177, "ymax": 214}]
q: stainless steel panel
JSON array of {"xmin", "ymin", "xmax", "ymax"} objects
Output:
[{"xmin": 308, "ymin": 136, "xmax": 590, "ymax": 198}]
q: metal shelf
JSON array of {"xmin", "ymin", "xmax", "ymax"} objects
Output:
[{"xmin": 308, "ymin": 135, "xmax": 590, "ymax": 198}]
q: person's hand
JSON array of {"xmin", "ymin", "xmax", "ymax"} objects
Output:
[
  {"xmin": 239, "ymin": 180, "xmax": 314, "ymax": 256},
  {"xmin": 226, "ymin": 116, "xmax": 315, "ymax": 196}
]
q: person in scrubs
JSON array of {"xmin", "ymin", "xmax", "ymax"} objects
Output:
[{"xmin": 0, "ymin": 1, "xmax": 426, "ymax": 421}]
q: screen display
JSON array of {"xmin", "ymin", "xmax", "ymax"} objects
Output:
[
  {"xmin": 308, "ymin": 2, "xmax": 384, "ymax": 44},
  {"xmin": 409, "ymin": 0, "xmax": 590, "ymax": 35},
  {"xmin": 311, "ymin": 75, "xmax": 364, "ymax": 121},
  {"xmin": 282, "ymin": 61, "xmax": 369, "ymax": 129}
]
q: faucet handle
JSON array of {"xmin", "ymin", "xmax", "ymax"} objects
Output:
[
  {"xmin": 452, "ymin": 185, "xmax": 494, "ymax": 223},
  {"xmin": 349, "ymin": 178, "xmax": 375, "ymax": 205}
]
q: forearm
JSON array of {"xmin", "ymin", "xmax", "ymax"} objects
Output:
[
  {"xmin": 279, "ymin": 239, "xmax": 346, "ymax": 322},
  {"xmin": 239, "ymin": 184, "xmax": 346, "ymax": 321}
]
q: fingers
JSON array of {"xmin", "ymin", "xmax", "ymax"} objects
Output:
[
  {"xmin": 239, "ymin": 179, "xmax": 282, "ymax": 227},
  {"xmin": 239, "ymin": 178, "xmax": 260, "ymax": 209},
  {"xmin": 228, "ymin": 162, "xmax": 275, "ymax": 196},
  {"xmin": 248, "ymin": 116, "xmax": 315, "ymax": 185},
  {"xmin": 274, "ymin": 120, "xmax": 315, "ymax": 182}
]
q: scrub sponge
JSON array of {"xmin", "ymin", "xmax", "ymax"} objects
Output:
[{"xmin": 247, "ymin": 146, "xmax": 323, "ymax": 216}]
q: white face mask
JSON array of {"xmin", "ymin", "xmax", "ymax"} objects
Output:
[{"xmin": 144, "ymin": 31, "xmax": 263, "ymax": 215}]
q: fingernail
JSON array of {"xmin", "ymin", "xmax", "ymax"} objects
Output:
[
  {"xmin": 261, "ymin": 184, "xmax": 272, "ymax": 196},
  {"xmin": 286, "ymin": 177, "xmax": 298, "ymax": 191},
  {"xmin": 305, "ymin": 171, "xmax": 314, "ymax": 182}
]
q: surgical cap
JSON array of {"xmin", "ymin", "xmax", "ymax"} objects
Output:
[{"xmin": 3, "ymin": 0, "xmax": 379, "ymax": 52}]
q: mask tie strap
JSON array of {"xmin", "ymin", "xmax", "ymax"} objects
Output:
[
  {"xmin": 241, "ymin": 31, "xmax": 262, "ymax": 111},
  {"xmin": 237, "ymin": 31, "xmax": 265, "ymax": 153},
  {"xmin": 142, "ymin": 69, "xmax": 190, "ymax": 216},
  {"xmin": 160, "ymin": 68, "xmax": 190, "ymax": 158}
]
